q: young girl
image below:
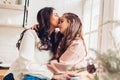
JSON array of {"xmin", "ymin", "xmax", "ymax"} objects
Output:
[{"xmin": 47, "ymin": 13, "xmax": 88, "ymax": 80}]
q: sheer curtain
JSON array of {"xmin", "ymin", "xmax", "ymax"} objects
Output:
[
  {"xmin": 82, "ymin": 0, "xmax": 119, "ymax": 54},
  {"xmin": 82, "ymin": 0, "xmax": 100, "ymax": 58}
]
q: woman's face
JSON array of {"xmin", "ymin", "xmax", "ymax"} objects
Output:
[
  {"xmin": 50, "ymin": 10, "xmax": 59, "ymax": 28},
  {"xmin": 59, "ymin": 15, "xmax": 69, "ymax": 34}
]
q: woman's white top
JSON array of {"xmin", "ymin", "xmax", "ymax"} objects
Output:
[{"xmin": 7, "ymin": 30, "xmax": 53, "ymax": 80}]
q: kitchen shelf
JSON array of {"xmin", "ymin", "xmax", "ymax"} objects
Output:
[
  {"xmin": 0, "ymin": 4, "xmax": 24, "ymax": 11},
  {"xmin": 0, "ymin": 24, "xmax": 22, "ymax": 27},
  {"xmin": 0, "ymin": 0, "xmax": 29, "ymax": 27}
]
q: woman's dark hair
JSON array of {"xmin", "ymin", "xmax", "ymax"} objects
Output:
[
  {"xmin": 16, "ymin": 7, "xmax": 55, "ymax": 50},
  {"xmin": 35, "ymin": 7, "xmax": 54, "ymax": 50},
  {"xmin": 50, "ymin": 31, "xmax": 64, "ymax": 53},
  {"xmin": 16, "ymin": 29, "xmax": 28, "ymax": 50},
  {"xmin": 54, "ymin": 13, "xmax": 87, "ymax": 59}
]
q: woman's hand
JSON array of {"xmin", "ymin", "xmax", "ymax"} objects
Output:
[{"xmin": 66, "ymin": 71, "xmax": 78, "ymax": 77}]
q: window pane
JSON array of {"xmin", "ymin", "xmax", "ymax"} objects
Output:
[
  {"xmin": 84, "ymin": 34, "xmax": 97, "ymax": 59},
  {"xmin": 83, "ymin": 0, "xmax": 92, "ymax": 33},
  {"xmin": 88, "ymin": 49, "xmax": 97, "ymax": 59},
  {"xmin": 84, "ymin": 34, "xmax": 90, "ymax": 52},
  {"xmin": 114, "ymin": 0, "xmax": 120, "ymax": 19},
  {"xmin": 83, "ymin": 13, "xmax": 91, "ymax": 33},
  {"xmin": 89, "ymin": 32, "xmax": 98, "ymax": 50},
  {"xmin": 91, "ymin": 0, "xmax": 100, "ymax": 31}
]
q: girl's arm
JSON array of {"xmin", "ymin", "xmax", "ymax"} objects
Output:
[{"xmin": 47, "ymin": 40, "xmax": 86, "ymax": 74}]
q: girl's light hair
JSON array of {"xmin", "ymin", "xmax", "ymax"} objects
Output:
[{"xmin": 54, "ymin": 13, "xmax": 87, "ymax": 60}]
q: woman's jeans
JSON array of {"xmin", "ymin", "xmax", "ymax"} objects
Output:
[
  {"xmin": 3, "ymin": 73, "xmax": 14, "ymax": 80},
  {"xmin": 3, "ymin": 73, "xmax": 47, "ymax": 80},
  {"xmin": 70, "ymin": 77, "xmax": 80, "ymax": 80},
  {"xmin": 24, "ymin": 75, "xmax": 47, "ymax": 80}
]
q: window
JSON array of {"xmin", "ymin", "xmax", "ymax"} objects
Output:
[
  {"xmin": 82, "ymin": 0, "xmax": 120, "ymax": 56},
  {"xmin": 82, "ymin": 0, "xmax": 100, "ymax": 57}
]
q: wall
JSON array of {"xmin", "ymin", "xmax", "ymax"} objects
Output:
[
  {"xmin": 0, "ymin": 9, "xmax": 23, "ymax": 25},
  {"xmin": 0, "ymin": 25, "xmax": 24, "ymax": 66},
  {"xmin": 0, "ymin": 0, "xmax": 24, "ymax": 65},
  {"xmin": 27, "ymin": 0, "xmax": 83, "ymax": 27}
]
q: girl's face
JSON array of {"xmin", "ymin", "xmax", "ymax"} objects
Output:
[
  {"xmin": 50, "ymin": 10, "xmax": 59, "ymax": 28},
  {"xmin": 59, "ymin": 15, "xmax": 69, "ymax": 34}
]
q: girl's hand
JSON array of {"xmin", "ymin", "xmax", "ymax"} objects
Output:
[
  {"xmin": 66, "ymin": 71, "xmax": 78, "ymax": 77},
  {"xmin": 52, "ymin": 74, "xmax": 71, "ymax": 80}
]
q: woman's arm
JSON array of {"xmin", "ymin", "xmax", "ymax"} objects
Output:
[{"xmin": 19, "ymin": 30, "xmax": 53, "ymax": 79}]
